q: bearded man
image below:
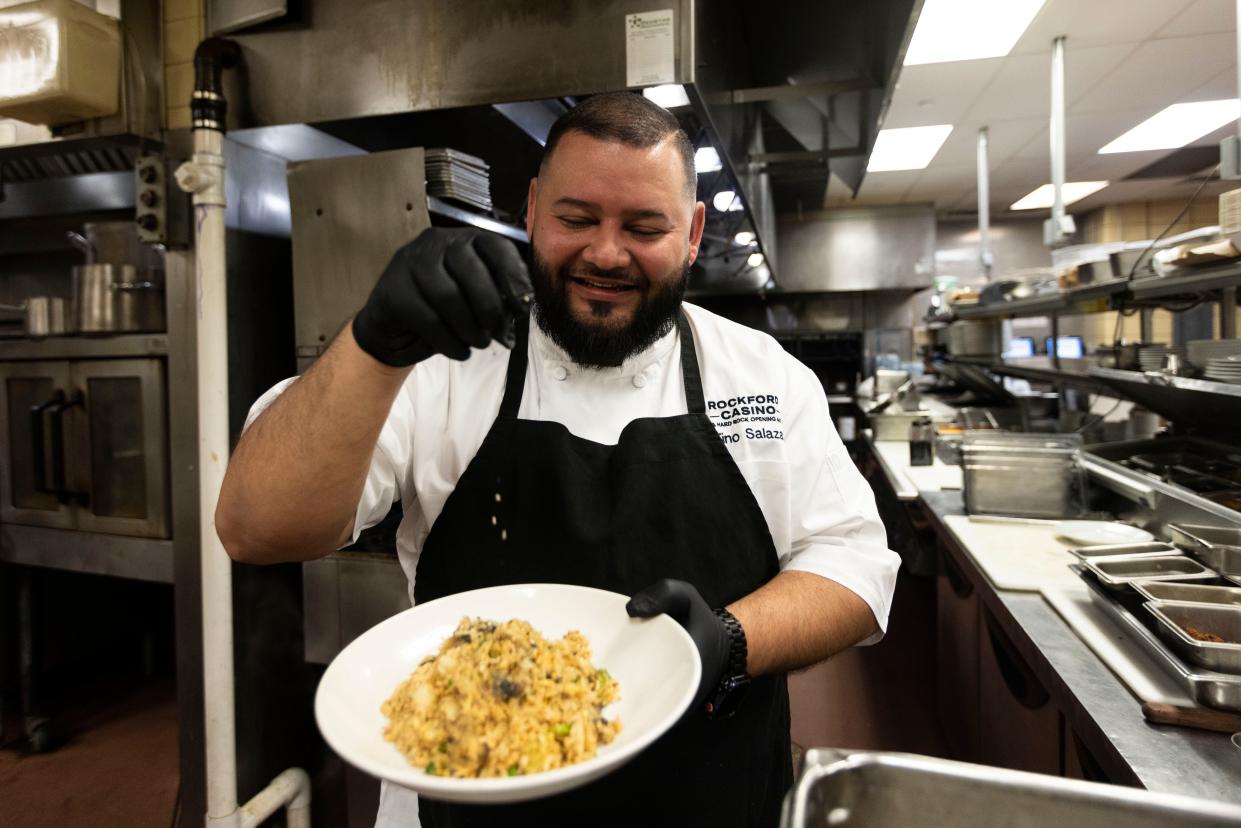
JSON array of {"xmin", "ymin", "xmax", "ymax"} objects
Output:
[{"xmin": 217, "ymin": 92, "xmax": 898, "ymax": 828}]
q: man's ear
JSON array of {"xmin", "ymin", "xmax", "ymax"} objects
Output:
[
  {"xmin": 686, "ymin": 201, "xmax": 706, "ymax": 265},
  {"xmin": 526, "ymin": 177, "xmax": 538, "ymax": 238}
]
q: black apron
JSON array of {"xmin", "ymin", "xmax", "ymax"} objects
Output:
[{"xmin": 413, "ymin": 311, "xmax": 792, "ymax": 827}]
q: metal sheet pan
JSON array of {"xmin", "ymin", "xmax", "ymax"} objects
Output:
[
  {"xmin": 1069, "ymin": 542, "xmax": 1179, "ymax": 562},
  {"xmin": 1132, "ymin": 581, "xmax": 1241, "ymax": 607},
  {"xmin": 1076, "ymin": 565, "xmax": 1241, "ymax": 712},
  {"xmin": 1083, "ymin": 555, "xmax": 1216, "ymax": 592},
  {"xmin": 1144, "ymin": 600, "xmax": 1241, "ymax": 673}
]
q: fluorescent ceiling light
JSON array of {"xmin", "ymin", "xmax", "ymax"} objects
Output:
[
  {"xmin": 867, "ymin": 125, "xmax": 953, "ymax": 172},
  {"xmin": 904, "ymin": 0, "xmax": 1045, "ymax": 66},
  {"xmin": 1099, "ymin": 99, "xmax": 1239, "ymax": 154},
  {"xmin": 747, "ymin": 253, "xmax": 765, "ymax": 267},
  {"xmin": 695, "ymin": 146, "xmax": 722, "ymax": 174},
  {"xmin": 733, "ymin": 231, "xmax": 756, "ymax": 245},
  {"xmin": 643, "ymin": 84, "xmax": 690, "ymax": 109},
  {"xmin": 1009, "ymin": 181, "xmax": 1108, "ymax": 211},
  {"xmin": 712, "ymin": 190, "xmax": 744, "ymax": 211}
]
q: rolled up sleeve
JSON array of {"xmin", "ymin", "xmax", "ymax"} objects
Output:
[{"xmin": 781, "ymin": 364, "xmax": 900, "ymax": 645}]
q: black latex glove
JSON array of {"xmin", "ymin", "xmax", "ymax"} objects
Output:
[
  {"xmin": 626, "ymin": 578, "xmax": 730, "ymax": 708},
  {"xmin": 352, "ymin": 227, "xmax": 533, "ymax": 367}
]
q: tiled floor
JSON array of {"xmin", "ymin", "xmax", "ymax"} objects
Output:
[{"xmin": 0, "ymin": 676, "xmax": 179, "ymax": 828}]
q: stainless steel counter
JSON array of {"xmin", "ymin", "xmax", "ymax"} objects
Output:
[{"xmin": 863, "ymin": 429, "xmax": 1241, "ymax": 803}]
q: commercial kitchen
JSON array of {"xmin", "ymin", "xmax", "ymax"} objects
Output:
[{"xmin": 3, "ymin": 0, "xmax": 1241, "ymax": 825}]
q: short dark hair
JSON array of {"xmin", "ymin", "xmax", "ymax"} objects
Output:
[{"xmin": 539, "ymin": 92, "xmax": 697, "ymax": 203}]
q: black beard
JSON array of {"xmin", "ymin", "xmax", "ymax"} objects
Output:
[{"xmin": 530, "ymin": 250, "xmax": 688, "ymax": 369}]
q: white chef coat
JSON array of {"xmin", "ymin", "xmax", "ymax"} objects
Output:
[
  {"xmin": 249, "ymin": 302, "xmax": 899, "ymax": 637},
  {"xmin": 248, "ymin": 302, "xmax": 899, "ymax": 828}
]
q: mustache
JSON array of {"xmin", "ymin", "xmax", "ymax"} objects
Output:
[{"xmin": 563, "ymin": 263, "xmax": 644, "ymax": 287}]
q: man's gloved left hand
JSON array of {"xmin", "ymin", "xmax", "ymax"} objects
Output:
[{"xmin": 626, "ymin": 578, "xmax": 730, "ymax": 708}]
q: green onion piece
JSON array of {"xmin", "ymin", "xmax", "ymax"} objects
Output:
[
  {"xmin": 595, "ymin": 668, "xmax": 611, "ymax": 685},
  {"xmin": 425, "ymin": 762, "xmax": 437, "ymax": 775},
  {"xmin": 553, "ymin": 722, "xmax": 572, "ymax": 738},
  {"xmin": 506, "ymin": 765, "xmax": 520, "ymax": 776}
]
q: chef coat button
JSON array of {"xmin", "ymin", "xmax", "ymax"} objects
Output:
[
  {"xmin": 552, "ymin": 365, "xmax": 568, "ymax": 381},
  {"xmin": 632, "ymin": 373, "xmax": 647, "ymax": 388}
]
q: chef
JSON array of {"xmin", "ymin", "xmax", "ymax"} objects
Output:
[{"xmin": 216, "ymin": 92, "xmax": 899, "ymax": 827}]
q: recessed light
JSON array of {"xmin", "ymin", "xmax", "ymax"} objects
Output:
[
  {"xmin": 904, "ymin": 0, "xmax": 1046, "ymax": 65},
  {"xmin": 1009, "ymin": 181, "xmax": 1108, "ymax": 211},
  {"xmin": 1099, "ymin": 99, "xmax": 1239, "ymax": 154},
  {"xmin": 867, "ymin": 125, "xmax": 954, "ymax": 172},
  {"xmin": 712, "ymin": 190, "xmax": 744, "ymax": 211},
  {"xmin": 733, "ymin": 231, "xmax": 756, "ymax": 245},
  {"xmin": 747, "ymin": 253, "xmax": 765, "ymax": 267},
  {"xmin": 642, "ymin": 84, "xmax": 690, "ymax": 109},
  {"xmin": 695, "ymin": 147, "xmax": 723, "ymax": 174}
]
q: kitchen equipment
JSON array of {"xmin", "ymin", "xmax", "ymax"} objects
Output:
[
  {"xmin": 425, "ymin": 148, "xmax": 493, "ymax": 213},
  {"xmin": 315, "ymin": 583, "xmax": 698, "ymax": 803},
  {"xmin": 0, "ymin": 297, "xmax": 67, "ymax": 338},
  {"xmin": 1095, "ymin": 342, "xmax": 1141, "ymax": 371},
  {"xmin": 870, "ymin": 410, "xmax": 934, "ymax": 442},
  {"xmin": 1068, "ymin": 542, "xmax": 1178, "ymax": 562},
  {"xmin": 1144, "ymin": 601, "xmax": 1241, "ymax": 672},
  {"xmin": 874, "ymin": 369, "xmax": 909, "ymax": 395},
  {"xmin": 1110, "ymin": 247, "xmax": 1156, "ymax": 279},
  {"xmin": 1162, "ymin": 352, "xmax": 1185, "ymax": 376},
  {"xmin": 781, "ymin": 748, "xmax": 1241, "ymax": 827},
  {"xmin": 1140, "ymin": 702, "xmax": 1241, "ymax": 733},
  {"xmin": 945, "ymin": 319, "xmax": 1003, "ymax": 358},
  {"xmin": 1083, "ymin": 555, "xmax": 1216, "ymax": 592},
  {"xmin": 1077, "ymin": 564, "xmax": 1241, "ymax": 711},
  {"xmin": 1133, "ymin": 581, "xmax": 1241, "ymax": 607},
  {"xmin": 72, "ymin": 264, "xmax": 166, "ymax": 334},
  {"xmin": 1168, "ymin": 524, "xmax": 1241, "ymax": 573},
  {"xmin": 1138, "ymin": 345, "xmax": 1184, "ymax": 372},
  {"xmin": 908, "ymin": 417, "xmax": 933, "ymax": 466},
  {"xmin": 962, "ymin": 433, "xmax": 1085, "ymax": 519},
  {"xmin": 1053, "ymin": 520, "xmax": 1155, "ymax": 546},
  {"xmin": 1203, "ymin": 355, "xmax": 1241, "ymax": 385},
  {"xmin": 0, "ymin": 359, "xmax": 169, "ymax": 538},
  {"xmin": 0, "ymin": 0, "xmax": 121, "ymax": 126}
]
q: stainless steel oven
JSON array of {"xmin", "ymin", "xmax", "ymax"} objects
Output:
[{"xmin": 0, "ymin": 358, "xmax": 168, "ymax": 538}]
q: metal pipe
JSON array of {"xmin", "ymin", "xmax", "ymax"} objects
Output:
[
  {"xmin": 1140, "ymin": 308, "xmax": 1154, "ymax": 343},
  {"xmin": 176, "ymin": 37, "xmax": 311, "ymax": 828},
  {"xmin": 1222, "ymin": 288, "xmax": 1238, "ymax": 339},
  {"xmin": 1049, "ymin": 36, "xmax": 1067, "ymax": 227},
  {"xmin": 977, "ymin": 127, "xmax": 992, "ymax": 281}
]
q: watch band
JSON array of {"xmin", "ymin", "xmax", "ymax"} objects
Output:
[{"xmin": 712, "ymin": 607, "xmax": 749, "ymax": 679}]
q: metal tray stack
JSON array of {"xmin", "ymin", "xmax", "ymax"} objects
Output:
[
  {"xmin": 1074, "ymin": 524, "xmax": 1241, "ymax": 710},
  {"xmin": 425, "ymin": 148, "xmax": 493, "ymax": 213}
]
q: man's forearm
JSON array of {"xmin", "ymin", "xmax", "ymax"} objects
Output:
[
  {"xmin": 215, "ymin": 323, "xmax": 410, "ymax": 564},
  {"xmin": 727, "ymin": 570, "xmax": 878, "ymax": 676}
]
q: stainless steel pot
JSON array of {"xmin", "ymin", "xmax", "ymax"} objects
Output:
[
  {"xmin": 73, "ymin": 264, "xmax": 166, "ymax": 334},
  {"xmin": 0, "ymin": 297, "xmax": 69, "ymax": 338}
]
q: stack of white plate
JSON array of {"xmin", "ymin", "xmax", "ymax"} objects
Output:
[
  {"xmin": 1187, "ymin": 338, "xmax": 1241, "ymax": 368},
  {"xmin": 425, "ymin": 148, "xmax": 493, "ymax": 213},
  {"xmin": 1204, "ymin": 355, "xmax": 1241, "ymax": 384},
  {"xmin": 1137, "ymin": 345, "xmax": 1183, "ymax": 371}
]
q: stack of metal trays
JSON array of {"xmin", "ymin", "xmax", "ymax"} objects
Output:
[
  {"xmin": 1072, "ymin": 522, "xmax": 1241, "ymax": 710},
  {"xmin": 961, "ymin": 432, "xmax": 1084, "ymax": 519},
  {"xmin": 425, "ymin": 148, "xmax": 493, "ymax": 213}
]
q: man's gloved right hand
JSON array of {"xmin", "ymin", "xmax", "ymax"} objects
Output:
[{"xmin": 352, "ymin": 228, "xmax": 532, "ymax": 368}]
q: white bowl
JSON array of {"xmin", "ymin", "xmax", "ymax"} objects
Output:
[
  {"xmin": 314, "ymin": 583, "xmax": 701, "ymax": 804},
  {"xmin": 1054, "ymin": 520, "xmax": 1155, "ymax": 547}
]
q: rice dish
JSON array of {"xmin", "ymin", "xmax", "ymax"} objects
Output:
[{"xmin": 382, "ymin": 617, "xmax": 621, "ymax": 778}]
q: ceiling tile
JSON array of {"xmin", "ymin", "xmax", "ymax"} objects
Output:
[
  {"xmin": 933, "ymin": 118, "xmax": 1045, "ymax": 167},
  {"xmin": 882, "ymin": 60, "xmax": 1003, "ymax": 129},
  {"xmin": 1012, "ymin": 0, "xmax": 1193, "ymax": 53},
  {"xmin": 1070, "ymin": 33, "xmax": 1236, "ymax": 113},
  {"xmin": 959, "ymin": 44, "xmax": 1135, "ymax": 124},
  {"xmin": 1158, "ymin": 0, "xmax": 1235, "ymax": 37}
]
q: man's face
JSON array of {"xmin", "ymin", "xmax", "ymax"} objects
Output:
[{"xmin": 526, "ymin": 130, "xmax": 706, "ymax": 367}]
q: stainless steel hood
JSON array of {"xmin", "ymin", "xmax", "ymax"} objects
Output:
[{"xmin": 213, "ymin": 0, "xmax": 921, "ymax": 293}]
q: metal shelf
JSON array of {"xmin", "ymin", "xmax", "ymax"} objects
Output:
[
  {"xmin": 0, "ymin": 333, "xmax": 168, "ymax": 360},
  {"xmin": 986, "ymin": 359, "xmax": 1113, "ymax": 394},
  {"xmin": 948, "ymin": 263, "xmax": 1241, "ymax": 321},
  {"xmin": 427, "ymin": 196, "xmax": 528, "ymax": 244},
  {"xmin": 1128, "ymin": 262, "xmax": 1241, "ymax": 301}
]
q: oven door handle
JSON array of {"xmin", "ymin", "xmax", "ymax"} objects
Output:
[
  {"xmin": 48, "ymin": 389, "xmax": 86, "ymax": 506},
  {"xmin": 29, "ymin": 389, "xmax": 65, "ymax": 495}
]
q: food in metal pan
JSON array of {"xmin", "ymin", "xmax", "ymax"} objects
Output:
[
  {"xmin": 382, "ymin": 617, "xmax": 621, "ymax": 778},
  {"xmin": 1184, "ymin": 625, "xmax": 1230, "ymax": 644}
]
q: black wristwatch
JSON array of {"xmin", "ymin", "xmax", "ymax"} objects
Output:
[{"xmin": 705, "ymin": 607, "xmax": 751, "ymax": 719}]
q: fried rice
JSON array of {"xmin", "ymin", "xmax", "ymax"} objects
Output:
[{"xmin": 381, "ymin": 617, "xmax": 622, "ymax": 778}]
